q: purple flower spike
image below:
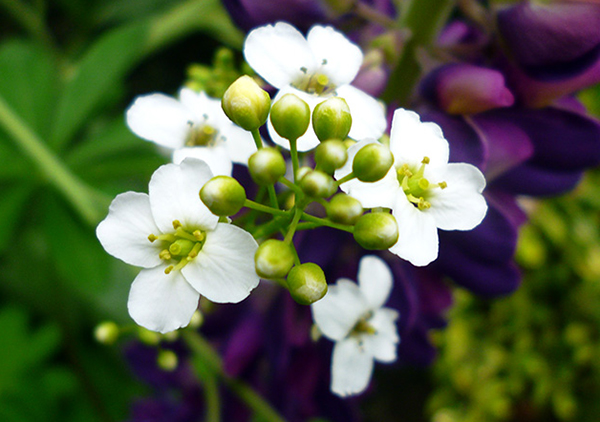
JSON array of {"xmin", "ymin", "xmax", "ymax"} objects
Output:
[
  {"xmin": 222, "ymin": 0, "xmax": 328, "ymax": 32},
  {"xmin": 422, "ymin": 64, "xmax": 514, "ymax": 115},
  {"xmin": 497, "ymin": 1, "xmax": 600, "ymax": 81}
]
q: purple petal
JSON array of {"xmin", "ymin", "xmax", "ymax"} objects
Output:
[
  {"xmin": 497, "ymin": 1, "xmax": 600, "ymax": 81},
  {"xmin": 421, "ymin": 64, "xmax": 514, "ymax": 115}
]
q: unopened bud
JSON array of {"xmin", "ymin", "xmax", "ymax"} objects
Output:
[
  {"xmin": 300, "ymin": 170, "xmax": 337, "ymax": 198},
  {"xmin": 222, "ymin": 75, "xmax": 271, "ymax": 131},
  {"xmin": 138, "ymin": 327, "xmax": 161, "ymax": 345},
  {"xmin": 352, "ymin": 142, "xmax": 393, "ymax": 182},
  {"xmin": 94, "ymin": 321, "xmax": 119, "ymax": 345},
  {"xmin": 248, "ymin": 147, "xmax": 287, "ymax": 185},
  {"xmin": 157, "ymin": 349, "xmax": 178, "ymax": 371},
  {"xmin": 270, "ymin": 93, "xmax": 311, "ymax": 140},
  {"xmin": 200, "ymin": 176, "xmax": 246, "ymax": 216},
  {"xmin": 315, "ymin": 139, "xmax": 348, "ymax": 174},
  {"xmin": 189, "ymin": 310, "xmax": 204, "ymax": 328},
  {"xmin": 287, "ymin": 263, "xmax": 328, "ymax": 305},
  {"xmin": 353, "ymin": 212, "xmax": 398, "ymax": 250},
  {"xmin": 255, "ymin": 239, "xmax": 295, "ymax": 279},
  {"xmin": 312, "ymin": 97, "xmax": 352, "ymax": 142},
  {"xmin": 327, "ymin": 193, "xmax": 363, "ymax": 225}
]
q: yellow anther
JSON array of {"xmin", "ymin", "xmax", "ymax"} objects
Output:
[
  {"xmin": 164, "ymin": 265, "xmax": 174, "ymax": 274},
  {"xmin": 317, "ymin": 74, "xmax": 329, "ymax": 87},
  {"xmin": 148, "ymin": 234, "xmax": 158, "ymax": 243},
  {"xmin": 172, "ymin": 220, "xmax": 182, "ymax": 229},
  {"xmin": 159, "ymin": 250, "xmax": 172, "ymax": 260},
  {"xmin": 422, "ymin": 156, "xmax": 430, "ymax": 164},
  {"xmin": 188, "ymin": 242, "xmax": 203, "ymax": 259},
  {"xmin": 439, "ymin": 181, "xmax": 448, "ymax": 189},
  {"xmin": 417, "ymin": 198, "xmax": 431, "ymax": 210},
  {"xmin": 193, "ymin": 230, "xmax": 205, "ymax": 241}
]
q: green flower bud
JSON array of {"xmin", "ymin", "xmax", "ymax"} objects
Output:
[
  {"xmin": 138, "ymin": 327, "xmax": 161, "ymax": 345},
  {"xmin": 327, "ymin": 193, "xmax": 363, "ymax": 225},
  {"xmin": 222, "ymin": 75, "xmax": 271, "ymax": 131},
  {"xmin": 300, "ymin": 170, "xmax": 337, "ymax": 198},
  {"xmin": 287, "ymin": 263, "xmax": 328, "ymax": 305},
  {"xmin": 353, "ymin": 212, "xmax": 398, "ymax": 250},
  {"xmin": 297, "ymin": 166, "xmax": 312, "ymax": 181},
  {"xmin": 315, "ymin": 139, "xmax": 348, "ymax": 174},
  {"xmin": 352, "ymin": 142, "xmax": 394, "ymax": 182},
  {"xmin": 94, "ymin": 321, "xmax": 119, "ymax": 345},
  {"xmin": 189, "ymin": 310, "xmax": 204, "ymax": 328},
  {"xmin": 255, "ymin": 239, "xmax": 296, "ymax": 279},
  {"xmin": 157, "ymin": 349, "xmax": 178, "ymax": 371},
  {"xmin": 270, "ymin": 93, "xmax": 311, "ymax": 140},
  {"xmin": 200, "ymin": 176, "xmax": 246, "ymax": 216},
  {"xmin": 248, "ymin": 147, "xmax": 287, "ymax": 185},
  {"xmin": 312, "ymin": 97, "xmax": 352, "ymax": 142}
]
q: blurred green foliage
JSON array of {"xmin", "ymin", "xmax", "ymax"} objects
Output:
[
  {"xmin": 429, "ymin": 167, "xmax": 600, "ymax": 422},
  {"xmin": 0, "ymin": 0, "xmax": 243, "ymax": 420}
]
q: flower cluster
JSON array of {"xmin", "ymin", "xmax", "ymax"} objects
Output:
[{"xmin": 96, "ymin": 1, "xmax": 600, "ymax": 416}]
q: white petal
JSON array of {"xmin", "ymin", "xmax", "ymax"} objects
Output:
[
  {"xmin": 311, "ymin": 279, "xmax": 368, "ymax": 341},
  {"xmin": 389, "ymin": 198, "xmax": 439, "ymax": 266},
  {"xmin": 181, "ymin": 223, "xmax": 259, "ymax": 303},
  {"xmin": 244, "ymin": 22, "xmax": 317, "ymax": 89},
  {"xmin": 358, "ymin": 255, "xmax": 393, "ymax": 310},
  {"xmin": 267, "ymin": 87, "xmax": 322, "ymax": 152},
  {"xmin": 334, "ymin": 139, "xmax": 399, "ymax": 208},
  {"xmin": 428, "ymin": 163, "xmax": 488, "ymax": 231},
  {"xmin": 335, "ymin": 85, "xmax": 387, "ymax": 141},
  {"xmin": 148, "ymin": 159, "xmax": 218, "ymax": 233},
  {"xmin": 128, "ymin": 265, "xmax": 200, "ymax": 334},
  {"xmin": 172, "ymin": 146, "xmax": 233, "ymax": 176},
  {"xmin": 220, "ymin": 122, "xmax": 258, "ymax": 164},
  {"xmin": 307, "ymin": 25, "xmax": 363, "ymax": 86},
  {"xmin": 367, "ymin": 308, "xmax": 400, "ymax": 363},
  {"xmin": 178, "ymin": 89, "xmax": 214, "ymax": 118},
  {"xmin": 331, "ymin": 337, "xmax": 374, "ymax": 397},
  {"xmin": 389, "ymin": 108, "xmax": 449, "ymax": 168},
  {"xmin": 126, "ymin": 93, "xmax": 193, "ymax": 149},
  {"xmin": 96, "ymin": 192, "xmax": 162, "ymax": 268}
]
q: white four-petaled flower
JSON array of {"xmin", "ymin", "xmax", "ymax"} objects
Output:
[
  {"xmin": 336, "ymin": 108, "xmax": 488, "ymax": 266},
  {"xmin": 311, "ymin": 255, "xmax": 399, "ymax": 397},
  {"xmin": 96, "ymin": 158, "xmax": 259, "ymax": 333},
  {"xmin": 126, "ymin": 88, "xmax": 257, "ymax": 175},
  {"xmin": 244, "ymin": 21, "xmax": 387, "ymax": 151}
]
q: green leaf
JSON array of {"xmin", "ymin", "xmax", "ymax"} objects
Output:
[
  {"xmin": 0, "ymin": 183, "xmax": 33, "ymax": 252},
  {"xmin": 0, "ymin": 40, "xmax": 58, "ymax": 139},
  {"xmin": 49, "ymin": 21, "xmax": 151, "ymax": 150}
]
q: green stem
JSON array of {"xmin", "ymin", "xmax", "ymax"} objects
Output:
[
  {"xmin": 244, "ymin": 199, "xmax": 289, "ymax": 217},
  {"xmin": 182, "ymin": 330, "xmax": 286, "ymax": 422},
  {"xmin": 284, "ymin": 206, "xmax": 304, "ymax": 244},
  {"xmin": 301, "ymin": 212, "xmax": 354, "ymax": 233},
  {"xmin": 289, "ymin": 138, "xmax": 300, "ymax": 183},
  {"xmin": 336, "ymin": 172, "xmax": 356, "ymax": 186},
  {"xmin": 278, "ymin": 176, "xmax": 303, "ymax": 196},
  {"xmin": 250, "ymin": 128, "xmax": 263, "ymax": 150},
  {"xmin": 382, "ymin": 0, "xmax": 456, "ymax": 105},
  {"xmin": 0, "ymin": 95, "xmax": 109, "ymax": 225}
]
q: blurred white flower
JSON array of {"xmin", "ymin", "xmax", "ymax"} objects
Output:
[{"xmin": 311, "ymin": 255, "xmax": 399, "ymax": 397}]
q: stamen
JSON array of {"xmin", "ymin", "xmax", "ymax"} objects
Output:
[
  {"xmin": 159, "ymin": 250, "xmax": 172, "ymax": 260},
  {"xmin": 148, "ymin": 234, "xmax": 158, "ymax": 243},
  {"xmin": 439, "ymin": 181, "xmax": 447, "ymax": 189},
  {"xmin": 188, "ymin": 242, "xmax": 204, "ymax": 259},
  {"xmin": 417, "ymin": 198, "xmax": 431, "ymax": 210},
  {"xmin": 175, "ymin": 227, "xmax": 199, "ymax": 242},
  {"xmin": 164, "ymin": 265, "xmax": 174, "ymax": 274},
  {"xmin": 193, "ymin": 230, "xmax": 205, "ymax": 241},
  {"xmin": 172, "ymin": 220, "xmax": 182, "ymax": 229}
]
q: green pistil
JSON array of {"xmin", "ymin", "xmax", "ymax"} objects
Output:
[
  {"xmin": 148, "ymin": 220, "xmax": 207, "ymax": 274},
  {"xmin": 397, "ymin": 156, "xmax": 447, "ymax": 211},
  {"xmin": 350, "ymin": 312, "xmax": 376, "ymax": 337},
  {"xmin": 186, "ymin": 123, "xmax": 219, "ymax": 147},
  {"xmin": 293, "ymin": 71, "xmax": 335, "ymax": 95}
]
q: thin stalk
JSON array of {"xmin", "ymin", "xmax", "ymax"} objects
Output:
[
  {"xmin": 0, "ymin": 95, "xmax": 109, "ymax": 225},
  {"xmin": 284, "ymin": 206, "xmax": 304, "ymax": 244},
  {"xmin": 250, "ymin": 128, "xmax": 263, "ymax": 150},
  {"xmin": 301, "ymin": 212, "xmax": 354, "ymax": 233},
  {"xmin": 336, "ymin": 172, "xmax": 356, "ymax": 186},
  {"xmin": 182, "ymin": 330, "xmax": 286, "ymax": 422},
  {"xmin": 244, "ymin": 199, "xmax": 289, "ymax": 217},
  {"xmin": 289, "ymin": 138, "xmax": 300, "ymax": 183}
]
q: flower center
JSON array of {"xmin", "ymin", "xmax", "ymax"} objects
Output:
[
  {"xmin": 350, "ymin": 311, "xmax": 376, "ymax": 337},
  {"xmin": 186, "ymin": 117, "xmax": 220, "ymax": 147},
  {"xmin": 293, "ymin": 63, "xmax": 336, "ymax": 95},
  {"xmin": 148, "ymin": 220, "xmax": 206, "ymax": 274},
  {"xmin": 397, "ymin": 157, "xmax": 447, "ymax": 211}
]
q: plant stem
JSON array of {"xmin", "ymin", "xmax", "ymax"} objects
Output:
[
  {"xmin": 182, "ymin": 330, "xmax": 286, "ymax": 422},
  {"xmin": 284, "ymin": 206, "xmax": 304, "ymax": 244},
  {"xmin": 301, "ymin": 212, "xmax": 354, "ymax": 233},
  {"xmin": 289, "ymin": 138, "xmax": 300, "ymax": 183},
  {"xmin": 250, "ymin": 128, "xmax": 263, "ymax": 150},
  {"xmin": 382, "ymin": 0, "xmax": 456, "ymax": 105},
  {"xmin": 244, "ymin": 199, "xmax": 289, "ymax": 217},
  {"xmin": 0, "ymin": 95, "xmax": 109, "ymax": 225}
]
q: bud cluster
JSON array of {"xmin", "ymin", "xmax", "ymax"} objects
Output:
[{"xmin": 210, "ymin": 76, "xmax": 400, "ymax": 305}]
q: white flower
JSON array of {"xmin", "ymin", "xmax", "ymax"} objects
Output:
[
  {"xmin": 126, "ymin": 88, "xmax": 257, "ymax": 175},
  {"xmin": 244, "ymin": 22, "xmax": 387, "ymax": 151},
  {"xmin": 96, "ymin": 158, "xmax": 259, "ymax": 333},
  {"xmin": 336, "ymin": 108, "xmax": 488, "ymax": 266},
  {"xmin": 311, "ymin": 255, "xmax": 399, "ymax": 397}
]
